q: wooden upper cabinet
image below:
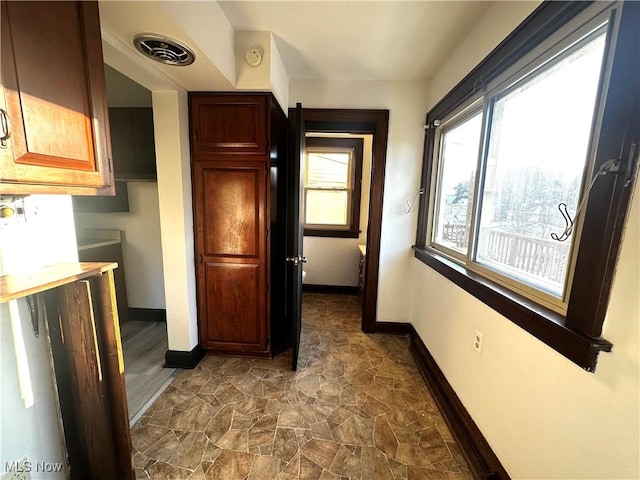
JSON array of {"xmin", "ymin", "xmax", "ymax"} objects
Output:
[
  {"xmin": 0, "ymin": 1, "xmax": 113, "ymax": 195},
  {"xmin": 190, "ymin": 94, "xmax": 268, "ymax": 158}
]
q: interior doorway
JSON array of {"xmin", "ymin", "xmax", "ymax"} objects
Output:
[
  {"xmin": 301, "ymin": 132, "xmax": 372, "ymax": 300},
  {"xmin": 289, "ymin": 108, "xmax": 390, "ymax": 332}
]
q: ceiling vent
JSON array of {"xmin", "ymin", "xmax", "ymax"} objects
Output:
[{"xmin": 133, "ymin": 34, "xmax": 195, "ymax": 66}]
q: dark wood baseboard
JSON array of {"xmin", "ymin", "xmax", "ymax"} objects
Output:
[
  {"xmin": 407, "ymin": 325, "xmax": 510, "ymax": 480},
  {"xmin": 202, "ymin": 349, "xmax": 272, "ymax": 359},
  {"xmin": 164, "ymin": 345, "xmax": 204, "ymax": 369},
  {"xmin": 302, "ymin": 284, "xmax": 359, "ymax": 295},
  {"xmin": 374, "ymin": 321, "xmax": 411, "ymax": 335},
  {"xmin": 128, "ymin": 307, "xmax": 166, "ymax": 323}
]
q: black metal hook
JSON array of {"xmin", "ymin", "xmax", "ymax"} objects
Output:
[{"xmin": 550, "ymin": 203, "xmax": 574, "ymax": 242}]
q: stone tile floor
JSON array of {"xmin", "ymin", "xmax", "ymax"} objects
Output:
[{"xmin": 131, "ymin": 293, "xmax": 472, "ymax": 480}]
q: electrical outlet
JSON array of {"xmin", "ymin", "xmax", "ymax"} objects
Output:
[
  {"xmin": 1, "ymin": 457, "xmax": 31, "ymax": 480},
  {"xmin": 474, "ymin": 331, "xmax": 483, "ymax": 355}
]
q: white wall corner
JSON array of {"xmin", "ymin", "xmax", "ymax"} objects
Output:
[
  {"xmin": 269, "ymin": 33, "xmax": 290, "ymax": 113},
  {"xmin": 233, "ymin": 31, "xmax": 290, "ymax": 111},
  {"xmin": 152, "ymin": 90, "xmax": 199, "ymax": 352}
]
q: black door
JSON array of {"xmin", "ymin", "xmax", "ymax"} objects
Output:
[{"xmin": 286, "ymin": 103, "xmax": 305, "ymax": 371}]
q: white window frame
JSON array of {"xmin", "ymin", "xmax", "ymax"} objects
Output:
[{"xmin": 428, "ymin": 98, "xmax": 484, "ymax": 262}]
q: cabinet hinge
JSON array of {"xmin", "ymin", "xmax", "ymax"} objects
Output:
[
  {"xmin": 266, "ymin": 229, "xmax": 269, "ymax": 237},
  {"xmin": 108, "ymin": 158, "xmax": 112, "ymax": 173}
]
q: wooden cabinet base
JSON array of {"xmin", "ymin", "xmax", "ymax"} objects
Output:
[
  {"xmin": 44, "ymin": 268, "xmax": 133, "ymax": 480},
  {"xmin": 204, "ymin": 348, "xmax": 272, "ymax": 358}
]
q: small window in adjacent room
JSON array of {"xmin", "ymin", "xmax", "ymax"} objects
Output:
[
  {"xmin": 303, "ymin": 137, "xmax": 363, "ymax": 238},
  {"xmin": 414, "ymin": 1, "xmax": 639, "ymax": 371}
]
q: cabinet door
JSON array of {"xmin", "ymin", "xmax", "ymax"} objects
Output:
[
  {"xmin": 0, "ymin": 1, "xmax": 113, "ymax": 195},
  {"xmin": 193, "ymin": 161, "xmax": 269, "ymax": 354},
  {"xmin": 190, "ymin": 95, "xmax": 268, "ymax": 158}
]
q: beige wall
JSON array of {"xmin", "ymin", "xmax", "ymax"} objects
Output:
[
  {"xmin": 104, "ymin": 65, "xmax": 152, "ymax": 108},
  {"xmin": 75, "ymin": 182, "xmax": 166, "ymax": 309},
  {"xmin": 81, "ymin": 67, "xmax": 165, "ymax": 310},
  {"xmin": 290, "ymin": 79, "xmax": 429, "ymax": 321},
  {"xmin": 410, "ymin": 2, "xmax": 640, "ymax": 478}
]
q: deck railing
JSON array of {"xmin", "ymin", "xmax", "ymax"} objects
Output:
[
  {"xmin": 442, "ymin": 223, "xmax": 468, "ymax": 249},
  {"xmin": 478, "ymin": 228, "xmax": 570, "ymax": 284},
  {"xmin": 440, "ymin": 225, "xmax": 571, "ymax": 284}
]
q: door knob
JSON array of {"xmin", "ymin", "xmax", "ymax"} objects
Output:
[{"xmin": 286, "ymin": 255, "xmax": 306, "ymax": 266}]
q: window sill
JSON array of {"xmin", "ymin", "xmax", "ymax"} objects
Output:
[
  {"xmin": 412, "ymin": 246, "xmax": 612, "ymax": 371},
  {"xmin": 304, "ymin": 228, "xmax": 360, "ymax": 239}
]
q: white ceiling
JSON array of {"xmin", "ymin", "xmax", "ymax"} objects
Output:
[
  {"xmin": 218, "ymin": 1, "xmax": 493, "ymax": 80},
  {"xmin": 99, "ymin": 1, "xmax": 494, "ymax": 91}
]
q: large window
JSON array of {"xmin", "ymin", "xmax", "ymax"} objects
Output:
[
  {"xmin": 430, "ymin": 26, "xmax": 607, "ymax": 312},
  {"xmin": 303, "ymin": 137, "xmax": 363, "ymax": 238},
  {"xmin": 415, "ymin": 1, "xmax": 638, "ymax": 370}
]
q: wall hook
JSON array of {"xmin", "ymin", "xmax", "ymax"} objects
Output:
[{"xmin": 403, "ymin": 188, "xmax": 425, "ymax": 214}]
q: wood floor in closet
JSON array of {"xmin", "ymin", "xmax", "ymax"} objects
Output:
[{"xmin": 121, "ymin": 320, "xmax": 177, "ymax": 423}]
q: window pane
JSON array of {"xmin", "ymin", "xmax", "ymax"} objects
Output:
[
  {"xmin": 475, "ymin": 32, "xmax": 606, "ymax": 297},
  {"xmin": 433, "ymin": 112, "xmax": 482, "ymax": 254},
  {"xmin": 306, "ymin": 152, "xmax": 350, "ymax": 188},
  {"xmin": 305, "ymin": 190, "xmax": 348, "ymax": 225}
]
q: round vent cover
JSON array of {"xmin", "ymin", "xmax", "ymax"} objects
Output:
[{"xmin": 133, "ymin": 34, "xmax": 195, "ymax": 66}]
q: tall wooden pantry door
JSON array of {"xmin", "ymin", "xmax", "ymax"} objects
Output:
[
  {"xmin": 190, "ymin": 93, "xmax": 287, "ymax": 356},
  {"xmin": 193, "ymin": 160, "xmax": 268, "ymax": 354}
]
